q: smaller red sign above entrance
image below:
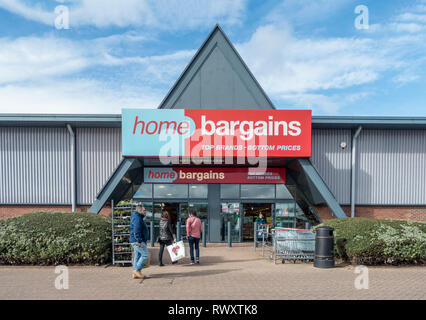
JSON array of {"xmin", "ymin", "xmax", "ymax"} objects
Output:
[{"xmin": 144, "ymin": 167, "xmax": 286, "ymax": 184}]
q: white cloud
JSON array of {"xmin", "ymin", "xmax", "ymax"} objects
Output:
[
  {"xmin": 236, "ymin": 8, "xmax": 426, "ymax": 114},
  {"xmin": 0, "ymin": 32, "xmax": 195, "ymax": 113},
  {"xmin": 0, "ymin": 34, "xmax": 194, "ymax": 86},
  {"xmin": 398, "ymin": 12, "xmax": 426, "ymax": 23},
  {"xmin": 391, "ymin": 22, "xmax": 426, "ymax": 33},
  {"xmin": 276, "ymin": 93, "xmax": 340, "ymax": 114},
  {"xmin": 383, "ymin": 3, "xmax": 426, "ymax": 33},
  {"xmin": 92, "ymin": 31, "xmax": 153, "ymax": 46},
  {"xmin": 265, "ymin": 0, "xmax": 355, "ymax": 26},
  {"xmin": 275, "ymin": 91, "xmax": 373, "ymax": 114},
  {"xmin": 237, "ymin": 24, "xmax": 388, "ymax": 95},
  {"xmin": 0, "ymin": 0, "xmax": 55, "ymax": 25},
  {"xmin": 0, "ymin": 80, "xmax": 164, "ymax": 114},
  {"xmin": 1, "ymin": 0, "xmax": 425, "ymax": 115},
  {"xmin": 0, "ymin": 0, "xmax": 247, "ymax": 30},
  {"xmin": 0, "ymin": 36, "xmax": 89, "ymax": 84},
  {"xmin": 393, "ymin": 73, "xmax": 421, "ymax": 85},
  {"xmin": 101, "ymin": 49, "xmax": 195, "ymax": 83}
]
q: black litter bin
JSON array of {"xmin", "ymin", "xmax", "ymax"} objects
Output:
[{"xmin": 314, "ymin": 226, "xmax": 335, "ymax": 268}]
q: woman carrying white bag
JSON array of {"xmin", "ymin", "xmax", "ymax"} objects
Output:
[{"xmin": 158, "ymin": 210, "xmax": 178, "ymax": 266}]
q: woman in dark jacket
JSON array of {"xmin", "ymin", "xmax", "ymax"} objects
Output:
[{"xmin": 158, "ymin": 210, "xmax": 177, "ymax": 266}]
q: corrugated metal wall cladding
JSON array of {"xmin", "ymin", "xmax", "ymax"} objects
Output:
[
  {"xmin": 357, "ymin": 130, "xmax": 426, "ymax": 205},
  {"xmin": 310, "ymin": 129, "xmax": 351, "ymax": 204},
  {"xmin": 2, "ymin": 127, "xmax": 425, "ymax": 207},
  {"xmin": 0, "ymin": 127, "xmax": 71, "ymax": 204},
  {"xmin": 76, "ymin": 128, "xmax": 122, "ymax": 204}
]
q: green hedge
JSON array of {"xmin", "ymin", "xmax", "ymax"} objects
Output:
[
  {"xmin": 316, "ymin": 218, "xmax": 426, "ymax": 265},
  {"xmin": 0, "ymin": 212, "xmax": 112, "ymax": 265}
]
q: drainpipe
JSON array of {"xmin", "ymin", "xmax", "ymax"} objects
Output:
[
  {"xmin": 351, "ymin": 126, "xmax": 362, "ymax": 218},
  {"xmin": 66, "ymin": 124, "xmax": 76, "ymax": 212}
]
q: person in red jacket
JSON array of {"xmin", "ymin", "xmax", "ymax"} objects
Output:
[{"xmin": 186, "ymin": 209, "xmax": 203, "ymax": 265}]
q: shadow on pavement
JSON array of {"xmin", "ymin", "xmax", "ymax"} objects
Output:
[
  {"xmin": 188, "ymin": 256, "xmax": 259, "ymax": 266},
  {"xmin": 155, "ymin": 255, "xmax": 259, "ymax": 267},
  {"xmin": 147, "ymin": 268, "xmax": 240, "ymax": 279},
  {"xmin": 335, "ymin": 261, "xmax": 351, "ymax": 268}
]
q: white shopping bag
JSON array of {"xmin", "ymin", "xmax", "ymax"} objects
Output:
[{"xmin": 167, "ymin": 241, "xmax": 186, "ymax": 262}]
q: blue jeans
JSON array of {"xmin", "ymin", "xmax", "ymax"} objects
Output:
[
  {"xmin": 188, "ymin": 236, "xmax": 200, "ymax": 262},
  {"xmin": 131, "ymin": 242, "xmax": 149, "ymax": 270}
]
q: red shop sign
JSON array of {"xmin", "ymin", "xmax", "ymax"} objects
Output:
[
  {"xmin": 144, "ymin": 167, "xmax": 286, "ymax": 184},
  {"xmin": 123, "ymin": 109, "xmax": 312, "ymax": 158}
]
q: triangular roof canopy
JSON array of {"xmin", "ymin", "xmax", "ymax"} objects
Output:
[{"xmin": 158, "ymin": 24, "xmax": 275, "ymax": 109}]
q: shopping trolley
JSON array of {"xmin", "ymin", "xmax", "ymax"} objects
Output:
[{"xmin": 271, "ymin": 228, "xmax": 315, "ymax": 264}]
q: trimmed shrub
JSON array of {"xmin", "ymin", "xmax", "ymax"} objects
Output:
[
  {"xmin": 315, "ymin": 218, "xmax": 426, "ymax": 265},
  {"xmin": 0, "ymin": 212, "xmax": 112, "ymax": 265}
]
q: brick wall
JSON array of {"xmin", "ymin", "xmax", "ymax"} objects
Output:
[
  {"xmin": 0, "ymin": 205, "xmax": 112, "ymax": 220},
  {"xmin": 315, "ymin": 205, "xmax": 426, "ymax": 222},
  {"xmin": 2, "ymin": 204, "xmax": 424, "ymax": 222}
]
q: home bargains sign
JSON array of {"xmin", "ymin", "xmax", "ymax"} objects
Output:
[
  {"xmin": 144, "ymin": 167, "xmax": 285, "ymax": 184},
  {"xmin": 122, "ymin": 109, "xmax": 311, "ymax": 158}
]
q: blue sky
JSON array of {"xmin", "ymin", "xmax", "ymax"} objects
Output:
[{"xmin": 0, "ymin": 0, "xmax": 425, "ymax": 116}]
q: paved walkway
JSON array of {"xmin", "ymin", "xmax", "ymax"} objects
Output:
[{"xmin": 0, "ymin": 244, "xmax": 424, "ymax": 300}]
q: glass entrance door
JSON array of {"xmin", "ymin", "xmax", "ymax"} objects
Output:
[
  {"xmin": 178, "ymin": 203, "xmax": 188, "ymax": 240},
  {"xmin": 189, "ymin": 203, "xmax": 208, "ymax": 241},
  {"xmin": 178, "ymin": 202, "xmax": 208, "ymax": 241},
  {"xmin": 220, "ymin": 202, "xmax": 241, "ymax": 242},
  {"xmin": 151, "ymin": 202, "xmax": 163, "ymax": 242},
  {"xmin": 241, "ymin": 203, "xmax": 273, "ymax": 241}
]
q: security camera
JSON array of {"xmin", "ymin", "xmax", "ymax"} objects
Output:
[{"xmin": 340, "ymin": 141, "xmax": 347, "ymax": 149}]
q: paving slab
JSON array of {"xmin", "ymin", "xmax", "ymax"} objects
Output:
[{"xmin": 0, "ymin": 244, "xmax": 424, "ymax": 300}]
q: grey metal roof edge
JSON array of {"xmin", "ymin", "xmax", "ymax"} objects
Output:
[
  {"xmin": 313, "ymin": 115, "xmax": 426, "ymax": 122},
  {"xmin": 0, "ymin": 113, "xmax": 122, "ymax": 127},
  {"xmin": 1, "ymin": 113, "xmax": 426, "ymax": 128},
  {"xmin": 0, "ymin": 113, "xmax": 121, "ymax": 121},
  {"xmin": 157, "ymin": 24, "xmax": 275, "ymax": 109},
  {"xmin": 312, "ymin": 116, "xmax": 426, "ymax": 129}
]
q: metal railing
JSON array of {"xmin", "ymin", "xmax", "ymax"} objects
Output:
[{"xmin": 254, "ymin": 223, "xmax": 274, "ymax": 258}]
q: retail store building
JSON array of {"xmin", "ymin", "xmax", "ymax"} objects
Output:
[{"xmin": 0, "ymin": 26, "xmax": 425, "ymax": 242}]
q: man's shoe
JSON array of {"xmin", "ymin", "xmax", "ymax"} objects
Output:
[
  {"xmin": 159, "ymin": 263, "xmax": 165, "ymax": 267},
  {"xmin": 190, "ymin": 261, "xmax": 195, "ymax": 265},
  {"xmin": 132, "ymin": 269, "xmax": 144, "ymax": 279},
  {"xmin": 196, "ymin": 260, "xmax": 200, "ymax": 264}
]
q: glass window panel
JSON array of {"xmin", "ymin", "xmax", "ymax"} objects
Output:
[
  {"xmin": 220, "ymin": 202, "xmax": 241, "ymax": 242},
  {"xmin": 153, "ymin": 184, "xmax": 188, "ymax": 198},
  {"xmin": 276, "ymin": 184, "xmax": 293, "ymax": 199},
  {"xmin": 189, "ymin": 203, "xmax": 208, "ymax": 220},
  {"xmin": 240, "ymin": 184, "xmax": 275, "ymax": 199},
  {"xmin": 143, "ymin": 203, "xmax": 161, "ymax": 241},
  {"xmin": 178, "ymin": 203, "xmax": 188, "ymax": 239},
  {"xmin": 274, "ymin": 202, "xmax": 295, "ymax": 228},
  {"xmin": 220, "ymin": 184, "xmax": 239, "ymax": 199},
  {"xmin": 133, "ymin": 184, "xmax": 152, "ymax": 198},
  {"xmin": 189, "ymin": 184, "xmax": 208, "ymax": 198}
]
